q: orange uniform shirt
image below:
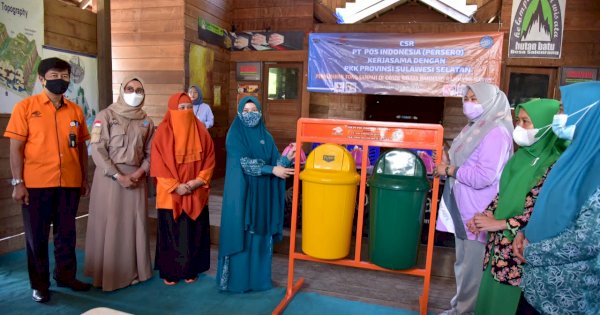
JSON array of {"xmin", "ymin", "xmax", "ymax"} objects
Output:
[{"xmin": 4, "ymin": 92, "xmax": 90, "ymax": 188}]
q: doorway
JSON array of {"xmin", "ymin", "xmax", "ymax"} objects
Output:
[{"xmin": 365, "ymin": 95, "xmax": 444, "ymax": 124}]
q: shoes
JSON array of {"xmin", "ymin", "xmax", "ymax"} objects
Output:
[
  {"xmin": 32, "ymin": 289, "xmax": 50, "ymax": 303},
  {"xmin": 163, "ymin": 279, "xmax": 177, "ymax": 286},
  {"xmin": 55, "ymin": 278, "xmax": 92, "ymax": 291},
  {"xmin": 438, "ymin": 310, "xmax": 457, "ymax": 315},
  {"xmin": 130, "ymin": 279, "xmax": 140, "ymax": 285},
  {"xmin": 184, "ymin": 277, "xmax": 198, "ymax": 284}
]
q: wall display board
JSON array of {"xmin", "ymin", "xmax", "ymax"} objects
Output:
[{"xmin": 0, "ymin": 0, "xmax": 44, "ymax": 113}]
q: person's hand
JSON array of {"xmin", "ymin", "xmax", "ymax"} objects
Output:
[
  {"xmin": 473, "ymin": 213, "xmax": 506, "ymax": 232},
  {"xmin": 442, "ymin": 149, "xmax": 449, "ymax": 164},
  {"xmin": 272, "ymin": 166, "xmax": 295, "ymax": 179},
  {"xmin": 185, "ymin": 179, "xmax": 205, "ymax": 191},
  {"xmin": 116, "ymin": 173, "xmax": 136, "ymax": 189},
  {"xmin": 12, "ymin": 184, "xmax": 29, "ymax": 205},
  {"xmin": 513, "ymin": 231, "xmax": 529, "ymax": 262},
  {"xmin": 130, "ymin": 169, "xmax": 146, "ymax": 184},
  {"xmin": 175, "ymin": 183, "xmax": 192, "ymax": 195},
  {"xmin": 80, "ymin": 180, "xmax": 90, "ymax": 197},
  {"xmin": 286, "ymin": 143, "xmax": 297, "ymax": 161},
  {"xmin": 434, "ymin": 163, "xmax": 448, "ymax": 177},
  {"xmin": 466, "ymin": 217, "xmax": 478, "ymax": 234}
]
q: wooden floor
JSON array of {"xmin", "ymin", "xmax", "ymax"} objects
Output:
[
  {"xmin": 20, "ymin": 176, "xmax": 457, "ymax": 314},
  {"xmin": 154, "ymin": 177, "xmax": 457, "ymax": 314}
]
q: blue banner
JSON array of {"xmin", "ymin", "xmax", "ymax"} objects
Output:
[{"xmin": 308, "ymin": 32, "xmax": 503, "ymax": 97}]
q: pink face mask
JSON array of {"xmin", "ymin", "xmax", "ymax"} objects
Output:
[{"xmin": 463, "ymin": 101, "xmax": 484, "ymax": 120}]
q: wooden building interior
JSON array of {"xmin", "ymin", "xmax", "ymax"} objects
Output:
[{"xmin": 0, "ymin": 0, "xmax": 599, "ymax": 311}]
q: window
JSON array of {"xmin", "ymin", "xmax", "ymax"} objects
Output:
[
  {"xmin": 267, "ymin": 67, "xmax": 299, "ymax": 100},
  {"xmin": 504, "ymin": 67, "xmax": 557, "ymax": 107}
]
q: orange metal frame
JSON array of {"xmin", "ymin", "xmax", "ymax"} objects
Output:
[{"xmin": 273, "ymin": 118, "xmax": 444, "ymax": 315}]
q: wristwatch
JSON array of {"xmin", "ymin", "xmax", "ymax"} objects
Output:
[
  {"xmin": 111, "ymin": 173, "xmax": 120, "ymax": 181},
  {"xmin": 11, "ymin": 178, "xmax": 24, "ymax": 186}
]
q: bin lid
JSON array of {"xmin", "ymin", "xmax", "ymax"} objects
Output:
[
  {"xmin": 300, "ymin": 143, "xmax": 360, "ymax": 184},
  {"xmin": 304, "ymin": 143, "xmax": 356, "ymax": 172},
  {"xmin": 368, "ymin": 149, "xmax": 430, "ymax": 190}
]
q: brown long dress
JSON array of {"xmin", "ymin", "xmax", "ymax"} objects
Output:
[{"xmin": 84, "ymin": 103, "xmax": 154, "ymax": 291}]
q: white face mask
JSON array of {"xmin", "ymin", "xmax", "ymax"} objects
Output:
[
  {"xmin": 512, "ymin": 125, "xmax": 551, "ymax": 147},
  {"xmin": 123, "ymin": 92, "xmax": 144, "ymax": 107},
  {"xmin": 552, "ymin": 100, "xmax": 599, "ymax": 140}
]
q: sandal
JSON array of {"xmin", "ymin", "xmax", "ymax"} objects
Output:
[
  {"xmin": 163, "ymin": 279, "xmax": 177, "ymax": 286},
  {"xmin": 184, "ymin": 277, "xmax": 198, "ymax": 284}
]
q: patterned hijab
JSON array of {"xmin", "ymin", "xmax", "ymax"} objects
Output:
[
  {"xmin": 108, "ymin": 76, "xmax": 147, "ymax": 120},
  {"xmin": 526, "ymin": 81, "xmax": 600, "ymax": 243},
  {"xmin": 448, "ymin": 82, "xmax": 514, "ymax": 166}
]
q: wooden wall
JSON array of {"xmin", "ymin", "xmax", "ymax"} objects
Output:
[
  {"xmin": 110, "ymin": 0, "xmax": 186, "ymax": 122},
  {"xmin": 232, "ymin": 0, "xmax": 314, "ymax": 31},
  {"xmin": 0, "ymin": 115, "xmax": 19, "ymax": 254},
  {"xmin": 45, "ymin": 0, "xmax": 98, "ymax": 55},
  {"xmin": 319, "ymin": 0, "xmax": 348, "ymax": 12},
  {"xmin": 370, "ymin": 1, "xmax": 453, "ymax": 23},
  {"xmin": 1, "ymin": 0, "xmax": 98, "ymax": 254},
  {"xmin": 184, "ymin": 0, "xmax": 233, "ymax": 178}
]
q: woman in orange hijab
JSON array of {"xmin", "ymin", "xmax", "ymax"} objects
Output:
[{"xmin": 150, "ymin": 92, "xmax": 215, "ymax": 285}]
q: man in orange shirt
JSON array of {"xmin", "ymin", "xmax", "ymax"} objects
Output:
[{"xmin": 4, "ymin": 58, "xmax": 92, "ymax": 303}]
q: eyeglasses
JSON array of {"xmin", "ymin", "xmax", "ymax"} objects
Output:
[{"xmin": 124, "ymin": 86, "xmax": 145, "ymax": 94}]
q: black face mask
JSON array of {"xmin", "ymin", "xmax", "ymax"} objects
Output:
[{"xmin": 45, "ymin": 79, "xmax": 70, "ymax": 95}]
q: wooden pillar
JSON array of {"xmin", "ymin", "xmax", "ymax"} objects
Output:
[{"xmin": 96, "ymin": 0, "xmax": 112, "ymax": 109}]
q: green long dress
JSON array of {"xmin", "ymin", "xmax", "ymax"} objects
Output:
[{"xmin": 475, "ymin": 99, "xmax": 567, "ymax": 315}]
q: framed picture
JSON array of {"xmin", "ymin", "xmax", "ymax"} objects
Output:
[
  {"xmin": 236, "ymin": 62, "xmax": 262, "ymax": 81},
  {"xmin": 560, "ymin": 67, "xmax": 599, "ymax": 86}
]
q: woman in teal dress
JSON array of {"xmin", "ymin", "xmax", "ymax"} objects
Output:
[
  {"xmin": 216, "ymin": 96, "xmax": 295, "ymax": 292},
  {"xmin": 515, "ymin": 81, "xmax": 600, "ymax": 314},
  {"xmin": 468, "ymin": 98, "xmax": 567, "ymax": 315}
]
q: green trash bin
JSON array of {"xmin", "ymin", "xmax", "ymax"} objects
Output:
[{"xmin": 368, "ymin": 149, "xmax": 430, "ymax": 270}]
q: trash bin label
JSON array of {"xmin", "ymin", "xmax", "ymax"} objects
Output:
[{"xmin": 323, "ymin": 155, "xmax": 335, "ymax": 162}]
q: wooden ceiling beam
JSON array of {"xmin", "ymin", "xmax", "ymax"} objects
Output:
[
  {"xmin": 473, "ymin": 0, "xmax": 501, "ymax": 23},
  {"xmin": 314, "ymin": 1, "xmax": 339, "ymax": 23}
]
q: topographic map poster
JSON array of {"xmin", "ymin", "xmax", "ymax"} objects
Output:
[
  {"xmin": 0, "ymin": 0, "xmax": 43, "ymax": 113},
  {"xmin": 38, "ymin": 47, "xmax": 99, "ymax": 132}
]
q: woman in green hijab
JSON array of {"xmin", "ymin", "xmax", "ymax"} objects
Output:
[{"xmin": 468, "ymin": 99, "xmax": 567, "ymax": 315}]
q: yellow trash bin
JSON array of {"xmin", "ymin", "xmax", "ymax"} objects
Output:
[{"xmin": 299, "ymin": 144, "xmax": 360, "ymax": 260}]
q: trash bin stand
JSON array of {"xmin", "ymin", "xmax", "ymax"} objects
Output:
[{"xmin": 273, "ymin": 118, "xmax": 444, "ymax": 315}]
